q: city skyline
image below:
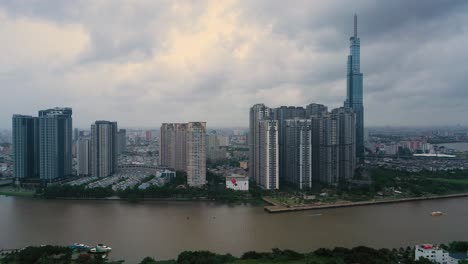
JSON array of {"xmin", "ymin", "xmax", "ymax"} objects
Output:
[{"xmin": 0, "ymin": 1, "xmax": 467, "ymax": 128}]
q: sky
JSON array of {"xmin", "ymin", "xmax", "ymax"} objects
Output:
[{"xmin": 0, "ymin": 0, "xmax": 467, "ymax": 129}]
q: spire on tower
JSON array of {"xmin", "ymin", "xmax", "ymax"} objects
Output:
[{"xmin": 354, "ymin": 14, "xmax": 357, "ymax": 37}]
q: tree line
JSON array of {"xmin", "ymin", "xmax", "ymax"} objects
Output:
[{"xmin": 5, "ymin": 243, "xmax": 468, "ymax": 264}]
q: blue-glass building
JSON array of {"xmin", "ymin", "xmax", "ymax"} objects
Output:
[
  {"xmin": 12, "ymin": 115, "xmax": 39, "ymax": 178},
  {"xmin": 38, "ymin": 107, "xmax": 73, "ymax": 181},
  {"xmin": 344, "ymin": 14, "xmax": 364, "ymax": 163}
]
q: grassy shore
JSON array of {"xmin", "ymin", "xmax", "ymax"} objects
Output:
[{"xmin": 0, "ymin": 186, "xmax": 35, "ymax": 197}]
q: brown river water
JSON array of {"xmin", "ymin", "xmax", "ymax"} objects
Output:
[{"xmin": 1, "ymin": 196, "xmax": 467, "ymax": 263}]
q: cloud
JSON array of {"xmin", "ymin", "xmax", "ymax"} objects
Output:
[
  {"xmin": 0, "ymin": 10, "xmax": 89, "ymax": 71},
  {"xmin": 0, "ymin": 0, "xmax": 467, "ymax": 128}
]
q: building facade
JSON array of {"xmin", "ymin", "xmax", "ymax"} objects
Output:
[
  {"xmin": 206, "ymin": 133, "xmax": 224, "ymax": 161},
  {"xmin": 344, "ymin": 14, "xmax": 364, "ymax": 163},
  {"xmin": 116, "ymin": 129, "xmax": 126, "ymax": 155},
  {"xmin": 160, "ymin": 123, "xmax": 187, "ymax": 171},
  {"xmin": 284, "ymin": 119, "xmax": 313, "ymax": 189},
  {"xmin": 38, "ymin": 107, "xmax": 73, "ymax": 181},
  {"xmin": 226, "ymin": 174, "xmax": 249, "ymax": 191},
  {"xmin": 258, "ymin": 120, "xmax": 279, "ymax": 190},
  {"xmin": 91, "ymin": 121, "xmax": 118, "ymax": 178},
  {"xmin": 334, "ymin": 107, "xmax": 356, "ymax": 181},
  {"xmin": 249, "ymin": 104, "xmax": 272, "ymax": 187},
  {"xmin": 186, "ymin": 122, "xmax": 207, "ymax": 187},
  {"xmin": 160, "ymin": 122, "xmax": 207, "ymax": 187},
  {"xmin": 77, "ymin": 138, "xmax": 90, "ymax": 176},
  {"xmin": 12, "ymin": 115, "xmax": 39, "ymax": 178}
]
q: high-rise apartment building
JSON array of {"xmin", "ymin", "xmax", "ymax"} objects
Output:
[
  {"xmin": 74, "ymin": 128, "xmax": 79, "ymax": 142},
  {"xmin": 249, "ymin": 104, "xmax": 272, "ymax": 187},
  {"xmin": 258, "ymin": 120, "xmax": 279, "ymax": 190},
  {"xmin": 160, "ymin": 122, "xmax": 206, "ymax": 187},
  {"xmin": 91, "ymin": 121, "xmax": 118, "ymax": 178},
  {"xmin": 77, "ymin": 138, "xmax": 90, "ymax": 176},
  {"xmin": 116, "ymin": 129, "xmax": 126, "ymax": 155},
  {"xmin": 334, "ymin": 107, "xmax": 356, "ymax": 181},
  {"xmin": 317, "ymin": 112, "xmax": 340, "ymax": 185},
  {"xmin": 206, "ymin": 133, "xmax": 224, "ymax": 161},
  {"xmin": 284, "ymin": 119, "xmax": 312, "ymax": 189},
  {"xmin": 344, "ymin": 14, "xmax": 364, "ymax": 162},
  {"xmin": 186, "ymin": 122, "xmax": 207, "ymax": 187},
  {"xmin": 12, "ymin": 115, "xmax": 39, "ymax": 178},
  {"xmin": 38, "ymin": 107, "xmax": 73, "ymax": 181},
  {"xmin": 160, "ymin": 123, "xmax": 187, "ymax": 171},
  {"xmin": 145, "ymin": 131, "xmax": 151, "ymax": 141}
]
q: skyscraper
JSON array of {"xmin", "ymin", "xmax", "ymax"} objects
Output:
[
  {"xmin": 116, "ymin": 129, "xmax": 127, "ymax": 155},
  {"xmin": 249, "ymin": 104, "xmax": 272, "ymax": 186},
  {"xmin": 344, "ymin": 14, "xmax": 364, "ymax": 163},
  {"xmin": 284, "ymin": 119, "xmax": 312, "ymax": 189},
  {"xmin": 334, "ymin": 107, "xmax": 356, "ymax": 181},
  {"xmin": 38, "ymin": 107, "xmax": 73, "ymax": 181},
  {"xmin": 317, "ymin": 112, "xmax": 340, "ymax": 185},
  {"xmin": 258, "ymin": 120, "xmax": 279, "ymax": 189},
  {"xmin": 186, "ymin": 122, "xmax": 207, "ymax": 187},
  {"xmin": 160, "ymin": 122, "xmax": 206, "ymax": 187},
  {"xmin": 74, "ymin": 128, "xmax": 79, "ymax": 142},
  {"xmin": 77, "ymin": 138, "xmax": 90, "ymax": 176},
  {"xmin": 12, "ymin": 115, "xmax": 39, "ymax": 178},
  {"xmin": 160, "ymin": 123, "xmax": 187, "ymax": 171},
  {"xmin": 91, "ymin": 121, "xmax": 118, "ymax": 178},
  {"xmin": 206, "ymin": 133, "xmax": 224, "ymax": 161}
]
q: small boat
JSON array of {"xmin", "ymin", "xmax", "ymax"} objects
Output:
[
  {"xmin": 431, "ymin": 211, "xmax": 444, "ymax": 216},
  {"xmin": 69, "ymin": 243, "xmax": 90, "ymax": 250},
  {"xmin": 96, "ymin": 244, "xmax": 112, "ymax": 252}
]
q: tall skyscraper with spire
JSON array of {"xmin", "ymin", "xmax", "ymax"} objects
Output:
[{"xmin": 344, "ymin": 14, "xmax": 364, "ymax": 163}]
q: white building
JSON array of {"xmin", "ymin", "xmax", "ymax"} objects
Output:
[
  {"xmin": 415, "ymin": 244, "xmax": 450, "ymax": 264},
  {"xmin": 415, "ymin": 244, "xmax": 468, "ymax": 264},
  {"xmin": 226, "ymin": 174, "xmax": 249, "ymax": 191}
]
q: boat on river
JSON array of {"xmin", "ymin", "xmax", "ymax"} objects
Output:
[
  {"xmin": 68, "ymin": 243, "xmax": 90, "ymax": 250},
  {"xmin": 431, "ymin": 211, "xmax": 444, "ymax": 216},
  {"xmin": 89, "ymin": 244, "xmax": 112, "ymax": 254}
]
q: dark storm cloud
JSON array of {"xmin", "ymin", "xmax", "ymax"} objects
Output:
[{"xmin": 0, "ymin": 0, "xmax": 467, "ymax": 128}]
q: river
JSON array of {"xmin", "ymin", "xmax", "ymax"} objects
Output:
[
  {"xmin": 1, "ymin": 196, "xmax": 467, "ymax": 263},
  {"xmin": 439, "ymin": 142, "xmax": 468, "ymax": 152}
]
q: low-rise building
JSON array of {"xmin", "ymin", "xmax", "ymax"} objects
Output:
[
  {"xmin": 415, "ymin": 244, "xmax": 450, "ymax": 264},
  {"xmin": 226, "ymin": 174, "xmax": 249, "ymax": 191},
  {"xmin": 415, "ymin": 244, "xmax": 468, "ymax": 264}
]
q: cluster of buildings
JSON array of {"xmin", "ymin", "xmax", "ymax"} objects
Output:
[
  {"xmin": 12, "ymin": 107, "xmax": 127, "ymax": 181},
  {"xmin": 248, "ymin": 16, "xmax": 364, "ymax": 190},
  {"xmin": 249, "ymin": 104, "xmax": 357, "ymax": 189},
  {"xmin": 367, "ymin": 156, "xmax": 468, "ymax": 172},
  {"xmin": 13, "ymin": 108, "xmax": 73, "ymax": 181},
  {"xmin": 369, "ymin": 139, "xmax": 435, "ymax": 156},
  {"xmin": 159, "ymin": 122, "xmax": 207, "ymax": 187}
]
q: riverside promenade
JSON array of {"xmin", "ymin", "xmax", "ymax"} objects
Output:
[{"xmin": 263, "ymin": 192, "xmax": 468, "ymax": 213}]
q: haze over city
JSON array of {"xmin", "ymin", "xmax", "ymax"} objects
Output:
[{"xmin": 0, "ymin": 0, "xmax": 467, "ymax": 128}]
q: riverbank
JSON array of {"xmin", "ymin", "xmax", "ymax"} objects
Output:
[
  {"xmin": 3, "ymin": 242, "xmax": 468, "ymax": 264},
  {"xmin": 0, "ymin": 187, "xmax": 35, "ymax": 198},
  {"xmin": 263, "ymin": 192, "xmax": 468, "ymax": 213}
]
